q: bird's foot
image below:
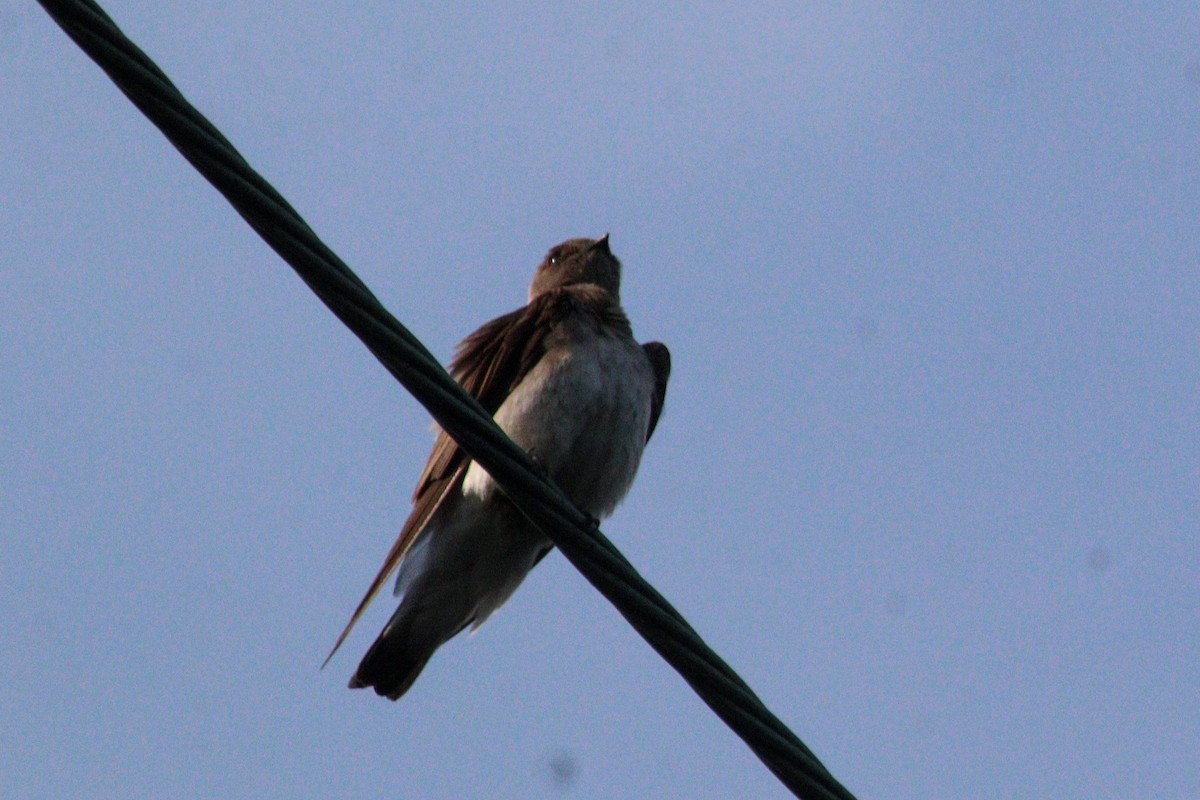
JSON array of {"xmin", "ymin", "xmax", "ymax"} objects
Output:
[{"xmin": 527, "ymin": 451, "xmax": 550, "ymax": 481}]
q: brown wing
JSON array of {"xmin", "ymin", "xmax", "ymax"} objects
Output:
[
  {"xmin": 641, "ymin": 341, "xmax": 671, "ymax": 444},
  {"xmin": 322, "ymin": 294, "xmax": 571, "ymax": 666}
]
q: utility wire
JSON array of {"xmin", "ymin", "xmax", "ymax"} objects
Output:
[{"xmin": 34, "ymin": 2, "xmax": 860, "ymax": 798}]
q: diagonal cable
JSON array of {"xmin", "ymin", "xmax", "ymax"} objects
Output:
[{"xmin": 33, "ymin": 2, "xmax": 860, "ymax": 798}]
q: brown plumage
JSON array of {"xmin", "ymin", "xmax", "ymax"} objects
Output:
[{"xmin": 324, "ymin": 236, "xmax": 670, "ymax": 699}]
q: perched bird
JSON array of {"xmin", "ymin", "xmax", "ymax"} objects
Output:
[{"xmin": 325, "ymin": 235, "xmax": 671, "ymax": 700}]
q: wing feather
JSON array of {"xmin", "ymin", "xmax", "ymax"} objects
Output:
[
  {"xmin": 322, "ymin": 293, "xmax": 574, "ymax": 666},
  {"xmin": 641, "ymin": 341, "xmax": 671, "ymax": 444}
]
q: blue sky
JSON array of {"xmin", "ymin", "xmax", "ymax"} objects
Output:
[{"xmin": 3, "ymin": 3, "xmax": 1198, "ymax": 798}]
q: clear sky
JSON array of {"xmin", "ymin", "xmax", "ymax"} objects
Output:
[{"xmin": 3, "ymin": 3, "xmax": 1198, "ymax": 799}]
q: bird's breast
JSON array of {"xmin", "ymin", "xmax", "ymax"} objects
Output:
[{"xmin": 462, "ymin": 330, "xmax": 654, "ymax": 519}]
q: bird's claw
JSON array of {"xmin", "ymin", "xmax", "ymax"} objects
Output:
[{"xmin": 528, "ymin": 451, "xmax": 550, "ymax": 480}]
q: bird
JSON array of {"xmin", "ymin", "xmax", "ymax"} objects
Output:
[{"xmin": 324, "ymin": 234, "xmax": 671, "ymax": 700}]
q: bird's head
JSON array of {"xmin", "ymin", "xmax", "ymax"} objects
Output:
[{"xmin": 529, "ymin": 234, "xmax": 621, "ymax": 302}]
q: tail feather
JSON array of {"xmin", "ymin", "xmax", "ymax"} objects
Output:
[
  {"xmin": 348, "ymin": 629, "xmax": 436, "ymax": 701},
  {"xmin": 348, "ymin": 598, "xmax": 472, "ymax": 701}
]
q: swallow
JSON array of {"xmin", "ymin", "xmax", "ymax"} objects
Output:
[{"xmin": 324, "ymin": 235, "xmax": 671, "ymax": 699}]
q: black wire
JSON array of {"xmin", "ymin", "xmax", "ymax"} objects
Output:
[{"xmin": 34, "ymin": 2, "xmax": 861, "ymax": 798}]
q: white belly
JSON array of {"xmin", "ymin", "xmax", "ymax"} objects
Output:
[{"xmin": 462, "ymin": 332, "xmax": 654, "ymax": 519}]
